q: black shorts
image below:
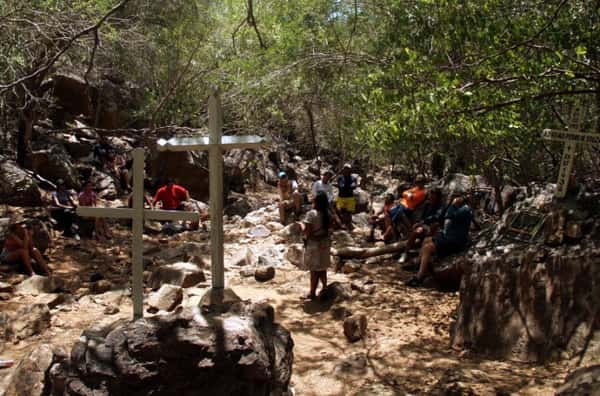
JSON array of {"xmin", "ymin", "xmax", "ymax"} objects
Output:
[{"xmin": 432, "ymin": 234, "xmax": 467, "ymax": 258}]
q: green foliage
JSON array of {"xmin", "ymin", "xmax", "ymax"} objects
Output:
[{"xmin": 1, "ymin": 0, "xmax": 599, "ymax": 181}]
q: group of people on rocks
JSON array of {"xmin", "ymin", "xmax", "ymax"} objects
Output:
[{"xmin": 286, "ymin": 164, "xmax": 473, "ymax": 297}]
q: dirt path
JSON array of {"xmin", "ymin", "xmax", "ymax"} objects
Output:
[{"xmin": 0, "ymin": 209, "xmax": 572, "ymax": 395}]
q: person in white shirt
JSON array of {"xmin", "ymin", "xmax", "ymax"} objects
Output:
[
  {"xmin": 311, "ymin": 170, "xmax": 334, "ymax": 204},
  {"xmin": 311, "ymin": 169, "xmax": 345, "ymax": 229}
]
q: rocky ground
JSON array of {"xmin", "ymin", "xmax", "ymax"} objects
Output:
[{"xmin": 0, "ymin": 185, "xmax": 582, "ymax": 395}]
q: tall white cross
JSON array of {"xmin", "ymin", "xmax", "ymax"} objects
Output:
[
  {"xmin": 542, "ymin": 128, "xmax": 600, "ymax": 198},
  {"xmin": 77, "ymin": 148, "xmax": 200, "ymax": 320},
  {"xmin": 157, "ymin": 91, "xmax": 266, "ymax": 290}
]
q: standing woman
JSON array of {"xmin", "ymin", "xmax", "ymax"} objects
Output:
[{"xmin": 302, "ymin": 191, "xmax": 331, "ymax": 300}]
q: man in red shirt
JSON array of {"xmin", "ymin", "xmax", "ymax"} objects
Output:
[
  {"xmin": 153, "ymin": 179, "xmax": 204, "ymax": 230},
  {"xmin": 153, "ymin": 179, "xmax": 191, "ymax": 210}
]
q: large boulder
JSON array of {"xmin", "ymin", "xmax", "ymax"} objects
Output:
[
  {"xmin": 149, "ymin": 150, "xmax": 211, "ymax": 201},
  {"xmin": 48, "ymin": 301, "xmax": 294, "ymax": 396},
  {"xmin": 451, "ymin": 243, "xmax": 600, "ymax": 362},
  {"xmin": 557, "ymin": 365, "xmax": 600, "ymax": 395},
  {"xmin": 149, "ymin": 262, "xmax": 206, "ymax": 290},
  {"xmin": 0, "ymin": 160, "xmax": 42, "ymax": 206},
  {"xmin": 3, "ymin": 344, "xmax": 59, "ymax": 396},
  {"xmin": 16, "ymin": 275, "xmax": 64, "ymax": 295},
  {"xmin": 28, "ymin": 145, "xmax": 78, "ymax": 187},
  {"xmin": 9, "ymin": 303, "xmax": 51, "ymax": 341}
]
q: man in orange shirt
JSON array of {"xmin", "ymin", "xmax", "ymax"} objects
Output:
[{"xmin": 383, "ymin": 175, "xmax": 427, "ymax": 241}]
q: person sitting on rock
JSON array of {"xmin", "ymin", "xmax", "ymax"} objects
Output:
[
  {"xmin": 79, "ymin": 180, "xmax": 112, "ymax": 240},
  {"xmin": 399, "ymin": 187, "xmax": 446, "ymax": 263},
  {"xmin": 277, "ymin": 171, "xmax": 301, "ymax": 224},
  {"xmin": 50, "ymin": 179, "xmax": 78, "ymax": 238},
  {"xmin": 407, "ymin": 193, "xmax": 472, "ymax": 287},
  {"xmin": 301, "ymin": 191, "xmax": 332, "ymax": 300},
  {"xmin": 153, "ymin": 179, "xmax": 203, "ymax": 230},
  {"xmin": 93, "ymin": 136, "xmax": 113, "ymax": 164},
  {"xmin": 368, "ymin": 193, "xmax": 395, "ymax": 242},
  {"xmin": 383, "ymin": 175, "xmax": 427, "ymax": 241},
  {"xmin": 1, "ymin": 218, "xmax": 51, "ymax": 276},
  {"xmin": 107, "ymin": 149, "xmax": 131, "ymax": 191},
  {"xmin": 335, "ymin": 163, "xmax": 358, "ymax": 230}
]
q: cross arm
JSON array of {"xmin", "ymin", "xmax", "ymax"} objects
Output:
[
  {"xmin": 77, "ymin": 207, "xmax": 200, "ymax": 221},
  {"xmin": 157, "ymin": 136, "xmax": 268, "ymax": 152},
  {"xmin": 542, "ymin": 129, "xmax": 600, "ymax": 144}
]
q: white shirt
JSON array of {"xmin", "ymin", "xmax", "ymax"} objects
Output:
[{"xmin": 312, "ymin": 180, "xmax": 334, "ymax": 203}]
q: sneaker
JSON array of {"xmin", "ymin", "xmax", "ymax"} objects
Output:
[
  {"xmin": 398, "ymin": 253, "xmax": 408, "ymax": 263},
  {"xmin": 406, "ymin": 276, "xmax": 424, "ymax": 288}
]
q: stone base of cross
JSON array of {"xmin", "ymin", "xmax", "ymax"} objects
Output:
[
  {"xmin": 542, "ymin": 128, "xmax": 600, "ymax": 198},
  {"xmin": 157, "ymin": 91, "xmax": 267, "ymax": 294},
  {"xmin": 77, "ymin": 147, "xmax": 200, "ymax": 320}
]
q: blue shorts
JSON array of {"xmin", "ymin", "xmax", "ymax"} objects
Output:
[{"xmin": 390, "ymin": 204, "xmax": 413, "ymax": 225}]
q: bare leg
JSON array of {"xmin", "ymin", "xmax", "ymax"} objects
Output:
[
  {"xmin": 318, "ymin": 270, "xmax": 327, "ymax": 290},
  {"xmin": 5, "ymin": 249, "xmax": 33, "ymax": 275},
  {"xmin": 309, "ymin": 271, "xmax": 318, "ymax": 298},
  {"xmin": 30, "ymin": 247, "xmax": 51, "ymax": 275},
  {"xmin": 417, "ymin": 237, "xmax": 436, "ymax": 279},
  {"xmin": 278, "ymin": 203, "xmax": 286, "ymax": 224},
  {"xmin": 95, "ymin": 218, "xmax": 106, "ymax": 240},
  {"xmin": 292, "ymin": 192, "xmax": 302, "ymax": 213}
]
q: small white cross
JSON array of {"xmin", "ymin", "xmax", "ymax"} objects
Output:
[
  {"xmin": 157, "ymin": 91, "xmax": 266, "ymax": 291},
  {"xmin": 542, "ymin": 128, "xmax": 600, "ymax": 198},
  {"xmin": 77, "ymin": 147, "xmax": 200, "ymax": 320}
]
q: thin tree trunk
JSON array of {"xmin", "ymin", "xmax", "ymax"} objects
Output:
[{"xmin": 333, "ymin": 241, "xmax": 406, "ymax": 259}]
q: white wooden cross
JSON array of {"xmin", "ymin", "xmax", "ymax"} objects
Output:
[
  {"xmin": 77, "ymin": 148, "xmax": 200, "ymax": 320},
  {"xmin": 542, "ymin": 108, "xmax": 600, "ymax": 198},
  {"xmin": 157, "ymin": 91, "xmax": 266, "ymax": 290}
]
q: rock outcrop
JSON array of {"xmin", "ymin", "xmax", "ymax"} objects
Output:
[
  {"xmin": 48, "ymin": 300, "xmax": 294, "ymax": 396},
  {"xmin": 0, "ymin": 160, "xmax": 42, "ymax": 206},
  {"xmin": 452, "ymin": 241, "xmax": 600, "ymax": 362}
]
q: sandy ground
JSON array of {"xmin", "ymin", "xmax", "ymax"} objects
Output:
[{"xmin": 0, "ymin": 195, "xmax": 574, "ymax": 395}]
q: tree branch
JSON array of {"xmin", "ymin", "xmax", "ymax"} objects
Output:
[
  {"xmin": 460, "ymin": 89, "xmax": 598, "ymax": 115},
  {"xmin": 0, "ymin": 0, "xmax": 129, "ymax": 92}
]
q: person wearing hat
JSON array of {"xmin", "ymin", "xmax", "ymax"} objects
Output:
[
  {"xmin": 50, "ymin": 179, "xmax": 78, "ymax": 237},
  {"xmin": 407, "ymin": 192, "xmax": 472, "ymax": 287},
  {"xmin": 335, "ymin": 163, "xmax": 358, "ymax": 230},
  {"xmin": 383, "ymin": 175, "xmax": 427, "ymax": 241},
  {"xmin": 277, "ymin": 171, "xmax": 301, "ymax": 224},
  {"xmin": 1, "ymin": 216, "xmax": 51, "ymax": 276}
]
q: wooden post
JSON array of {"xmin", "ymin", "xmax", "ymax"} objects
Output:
[
  {"xmin": 131, "ymin": 148, "xmax": 144, "ymax": 318},
  {"xmin": 209, "ymin": 92, "xmax": 225, "ymax": 289}
]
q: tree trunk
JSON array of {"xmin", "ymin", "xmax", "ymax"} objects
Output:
[
  {"xmin": 16, "ymin": 115, "xmax": 33, "ymax": 167},
  {"xmin": 333, "ymin": 241, "xmax": 406, "ymax": 259}
]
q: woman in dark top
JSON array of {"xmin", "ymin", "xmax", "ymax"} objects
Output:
[{"xmin": 50, "ymin": 179, "xmax": 77, "ymax": 237}]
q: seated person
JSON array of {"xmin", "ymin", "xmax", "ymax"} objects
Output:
[
  {"xmin": 312, "ymin": 170, "xmax": 344, "ymax": 229},
  {"xmin": 153, "ymin": 179, "xmax": 203, "ymax": 230},
  {"xmin": 1, "ymin": 219, "xmax": 51, "ymax": 276},
  {"xmin": 50, "ymin": 179, "xmax": 78, "ymax": 237},
  {"xmin": 107, "ymin": 149, "xmax": 131, "ymax": 191},
  {"xmin": 402, "ymin": 187, "xmax": 446, "ymax": 256},
  {"xmin": 93, "ymin": 137, "xmax": 113, "ymax": 164},
  {"xmin": 383, "ymin": 175, "xmax": 427, "ymax": 241},
  {"xmin": 368, "ymin": 193, "xmax": 395, "ymax": 241},
  {"xmin": 79, "ymin": 180, "xmax": 112, "ymax": 240},
  {"xmin": 335, "ymin": 163, "xmax": 358, "ymax": 230},
  {"xmin": 278, "ymin": 171, "xmax": 301, "ymax": 224},
  {"xmin": 407, "ymin": 193, "xmax": 472, "ymax": 287}
]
